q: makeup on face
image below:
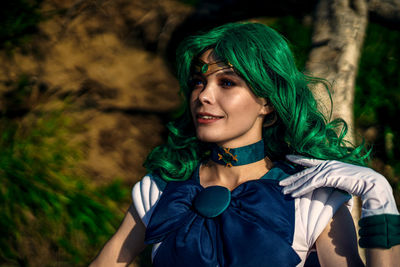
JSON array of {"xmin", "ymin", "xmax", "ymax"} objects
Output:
[
  {"xmin": 189, "ymin": 50, "xmax": 267, "ymax": 147},
  {"xmin": 189, "ymin": 69, "xmax": 244, "ymax": 93}
]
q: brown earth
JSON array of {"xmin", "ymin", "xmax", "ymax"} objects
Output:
[{"xmin": 0, "ymin": 0, "xmax": 192, "ymax": 185}]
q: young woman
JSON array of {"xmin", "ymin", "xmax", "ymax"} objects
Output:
[{"xmin": 90, "ymin": 22, "xmax": 400, "ymax": 266}]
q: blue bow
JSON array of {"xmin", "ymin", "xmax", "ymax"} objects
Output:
[{"xmin": 145, "ymin": 165, "xmax": 301, "ymax": 267}]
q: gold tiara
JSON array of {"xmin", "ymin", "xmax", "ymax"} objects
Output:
[{"xmin": 192, "ymin": 58, "xmax": 234, "ymax": 76}]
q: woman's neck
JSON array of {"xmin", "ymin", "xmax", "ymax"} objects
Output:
[{"xmin": 199, "ymin": 156, "xmax": 274, "ymax": 191}]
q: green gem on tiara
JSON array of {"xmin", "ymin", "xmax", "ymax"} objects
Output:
[
  {"xmin": 192, "ymin": 58, "xmax": 235, "ymax": 76},
  {"xmin": 201, "ymin": 64, "xmax": 209, "ymax": 74}
]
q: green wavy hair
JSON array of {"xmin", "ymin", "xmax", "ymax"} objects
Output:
[{"xmin": 144, "ymin": 22, "xmax": 369, "ymax": 182}]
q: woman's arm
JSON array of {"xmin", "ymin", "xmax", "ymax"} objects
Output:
[
  {"xmin": 281, "ymin": 156, "xmax": 400, "ymax": 267},
  {"xmin": 317, "ymin": 203, "xmax": 400, "ymax": 267},
  {"xmin": 366, "ymin": 246, "xmax": 400, "ymax": 267},
  {"xmin": 90, "ymin": 204, "xmax": 147, "ymax": 267},
  {"xmin": 316, "ymin": 204, "xmax": 364, "ymax": 267}
]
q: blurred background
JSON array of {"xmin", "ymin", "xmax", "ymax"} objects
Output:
[{"xmin": 0, "ymin": 0, "xmax": 399, "ymax": 266}]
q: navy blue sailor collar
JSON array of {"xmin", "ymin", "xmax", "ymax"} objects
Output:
[{"xmin": 144, "ymin": 160, "xmax": 302, "ymax": 267}]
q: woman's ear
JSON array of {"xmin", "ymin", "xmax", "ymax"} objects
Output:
[
  {"xmin": 260, "ymin": 99, "xmax": 277, "ymax": 127},
  {"xmin": 260, "ymin": 99, "xmax": 275, "ymax": 116}
]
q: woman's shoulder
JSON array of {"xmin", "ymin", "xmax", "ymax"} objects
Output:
[
  {"xmin": 292, "ymin": 187, "xmax": 353, "ymax": 252},
  {"xmin": 135, "ymin": 173, "xmax": 168, "ymax": 191},
  {"xmin": 131, "ymin": 173, "xmax": 166, "ymax": 226}
]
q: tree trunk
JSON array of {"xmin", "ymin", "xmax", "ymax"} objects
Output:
[
  {"xmin": 305, "ymin": 0, "xmax": 369, "ymax": 260},
  {"xmin": 368, "ymin": 0, "xmax": 400, "ymax": 25}
]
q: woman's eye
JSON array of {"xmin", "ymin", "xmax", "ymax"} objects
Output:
[
  {"xmin": 220, "ymin": 79, "xmax": 235, "ymax": 88},
  {"xmin": 189, "ymin": 78, "xmax": 204, "ymax": 89}
]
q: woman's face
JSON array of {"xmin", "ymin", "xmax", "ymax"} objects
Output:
[{"xmin": 190, "ymin": 50, "xmax": 273, "ymax": 148}]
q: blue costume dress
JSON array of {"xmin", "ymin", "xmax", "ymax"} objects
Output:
[{"xmin": 132, "ymin": 161, "xmax": 352, "ymax": 266}]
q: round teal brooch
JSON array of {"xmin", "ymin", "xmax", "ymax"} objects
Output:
[{"xmin": 193, "ymin": 186, "xmax": 231, "ymax": 218}]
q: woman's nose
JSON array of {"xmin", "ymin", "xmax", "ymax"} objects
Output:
[{"xmin": 198, "ymin": 82, "xmax": 215, "ymax": 104}]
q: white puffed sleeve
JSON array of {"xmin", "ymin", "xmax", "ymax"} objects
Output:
[
  {"xmin": 132, "ymin": 174, "xmax": 163, "ymax": 226},
  {"xmin": 292, "ymin": 188, "xmax": 353, "ymax": 266}
]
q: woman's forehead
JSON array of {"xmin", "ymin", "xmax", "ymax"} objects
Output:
[
  {"xmin": 191, "ymin": 49, "xmax": 232, "ymax": 77},
  {"xmin": 199, "ymin": 49, "xmax": 220, "ymax": 62}
]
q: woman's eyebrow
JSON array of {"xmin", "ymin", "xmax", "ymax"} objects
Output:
[{"xmin": 215, "ymin": 70, "xmax": 239, "ymax": 78}]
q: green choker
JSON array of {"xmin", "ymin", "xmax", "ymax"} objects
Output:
[{"xmin": 210, "ymin": 140, "xmax": 266, "ymax": 167}]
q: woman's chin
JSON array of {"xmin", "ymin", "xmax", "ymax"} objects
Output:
[{"xmin": 196, "ymin": 133, "xmax": 225, "ymax": 144}]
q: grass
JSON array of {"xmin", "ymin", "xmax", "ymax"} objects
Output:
[{"xmin": 0, "ymin": 92, "xmax": 130, "ymax": 265}]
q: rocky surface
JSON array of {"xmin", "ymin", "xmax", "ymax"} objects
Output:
[{"xmin": 0, "ymin": 0, "xmax": 192, "ymax": 184}]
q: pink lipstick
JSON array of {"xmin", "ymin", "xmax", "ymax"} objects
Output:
[{"xmin": 196, "ymin": 112, "xmax": 223, "ymax": 124}]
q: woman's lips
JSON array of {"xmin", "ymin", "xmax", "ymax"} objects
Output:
[{"xmin": 196, "ymin": 113, "xmax": 224, "ymax": 124}]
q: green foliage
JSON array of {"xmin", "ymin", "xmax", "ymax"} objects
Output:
[
  {"xmin": 355, "ymin": 23, "xmax": 400, "ymax": 171},
  {"xmin": 269, "ymin": 16, "xmax": 312, "ymax": 70},
  {"xmin": 0, "ymin": 0, "xmax": 43, "ymax": 50},
  {"xmin": 0, "ymin": 101, "xmax": 129, "ymax": 265}
]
